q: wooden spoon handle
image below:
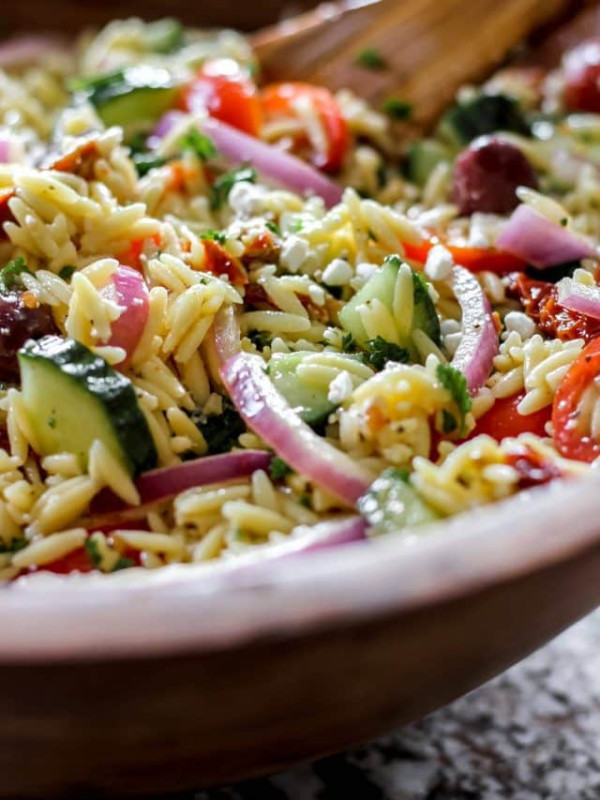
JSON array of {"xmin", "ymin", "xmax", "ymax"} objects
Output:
[{"xmin": 252, "ymin": 0, "xmax": 576, "ymax": 126}]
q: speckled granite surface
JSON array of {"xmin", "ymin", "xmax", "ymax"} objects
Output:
[{"xmin": 192, "ymin": 612, "xmax": 600, "ymax": 800}]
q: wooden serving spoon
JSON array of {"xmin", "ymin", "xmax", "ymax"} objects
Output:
[{"xmin": 251, "ymin": 0, "xmax": 586, "ymax": 127}]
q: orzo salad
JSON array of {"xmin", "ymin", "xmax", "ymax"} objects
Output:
[{"xmin": 0, "ymin": 18, "xmax": 599, "ymax": 579}]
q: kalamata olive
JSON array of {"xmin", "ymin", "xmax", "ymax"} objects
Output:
[
  {"xmin": 0, "ymin": 293, "xmax": 57, "ymax": 383},
  {"xmin": 452, "ymin": 135, "xmax": 538, "ymax": 216},
  {"xmin": 563, "ymin": 39, "xmax": 600, "ymax": 113}
]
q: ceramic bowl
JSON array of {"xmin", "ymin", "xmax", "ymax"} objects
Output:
[{"xmin": 1, "ymin": 474, "xmax": 600, "ymax": 797}]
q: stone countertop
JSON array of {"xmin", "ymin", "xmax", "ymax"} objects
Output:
[{"xmin": 194, "ymin": 612, "xmax": 600, "ymax": 800}]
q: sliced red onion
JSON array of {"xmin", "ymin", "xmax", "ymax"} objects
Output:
[
  {"xmin": 497, "ymin": 203, "xmax": 596, "ymax": 269},
  {"xmin": 213, "ymin": 305, "xmax": 241, "ymax": 363},
  {"xmin": 90, "ymin": 450, "xmax": 272, "ymax": 517},
  {"xmin": 151, "ymin": 111, "xmax": 342, "ymax": 206},
  {"xmin": 220, "ymin": 353, "xmax": 373, "ymax": 506},
  {"xmin": 152, "ymin": 110, "xmax": 187, "ymax": 139},
  {"xmin": 0, "ymin": 35, "xmax": 63, "ymax": 68},
  {"xmin": 451, "ymin": 266, "xmax": 499, "ymax": 393},
  {"xmin": 209, "ymin": 516, "xmax": 367, "ymax": 582},
  {"xmin": 0, "ymin": 139, "xmax": 11, "ymax": 163},
  {"xmin": 100, "ymin": 266, "xmax": 149, "ymax": 367},
  {"xmin": 557, "ymin": 277, "xmax": 600, "ymax": 320}
]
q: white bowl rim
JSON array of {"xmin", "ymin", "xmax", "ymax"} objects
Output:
[{"xmin": 1, "ymin": 473, "xmax": 599, "ymax": 662}]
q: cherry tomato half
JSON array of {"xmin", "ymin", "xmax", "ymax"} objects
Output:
[
  {"xmin": 403, "ymin": 237, "xmax": 528, "ymax": 274},
  {"xmin": 563, "ymin": 39, "xmax": 600, "ymax": 114},
  {"xmin": 552, "ymin": 336, "xmax": 600, "ymax": 462},
  {"xmin": 471, "ymin": 392, "xmax": 551, "ymax": 441},
  {"xmin": 181, "ymin": 58, "xmax": 262, "ymax": 136},
  {"xmin": 260, "ymin": 82, "xmax": 349, "ymax": 173}
]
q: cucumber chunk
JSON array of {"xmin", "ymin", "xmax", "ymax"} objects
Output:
[
  {"xmin": 76, "ymin": 66, "xmax": 177, "ymax": 129},
  {"xmin": 358, "ymin": 468, "xmax": 440, "ymax": 536},
  {"xmin": 268, "ymin": 352, "xmax": 338, "ymax": 428},
  {"xmin": 144, "ymin": 19, "xmax": 184, "ymax": 53},
  {"xmin": 18, "ymin": 336, "xmax": 157, "ymax": 476},
  {"xmin": 338, "ymin": 256, "xmax": 441, "ymax": 360},
  {"xmin": 437, "ymin": 94, "xmax": 530, "ymax": 147},
  {"xmin": 406, "ymin": 139, "xmax": 452, "ymax": 186}
]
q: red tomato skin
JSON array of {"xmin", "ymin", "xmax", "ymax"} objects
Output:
[
  {"xmin": 260, "ymin": 82, "xmax": 349, "ymax": 173},
  {"xmin": 505, "ymin": 446, "xmax": 562, "ymax": 489},
  {"xmin": 181, "ymin": 59, "xmax": 261, "ymax": 136},
  {"xmin": 552, "ymin": 336, "xmax": 600, "ymax": 462},
  {"xmin": 564, "ymin": 39, "xmax": 600, "ymax": 113},
  {"xmin": 402, "ymin": 238, "xmax": 527, "ymax": 274},
  {"xmin": 30, "ymin": 548, "xmax": 95, "ymax": 575},
  {"xmin": 471, "ymin": 392, "xmax": 552, "ymax": 441}
]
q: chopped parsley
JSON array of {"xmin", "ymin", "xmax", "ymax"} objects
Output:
[
  {"xmin": 269, "ymin": 456, "xmax": 293, "ymax": 480},
  {"xmin": 209, "ymin": 165, "xmax": 257, "ymax": 210},
  {"xmin": 0, "ymin": 257, "xmax": 32, "ymax": 294},
  {"xmin": 356, "ymin": 48, "xmax": 387, "ymax": 70},
  {"xmin": 111, "ymin": 556, "xmax": 136, "ymax": 572},
  {"xmin": 265, "ymin": 221, "xmax": 281, "ymax": 236},
  {"xmin": 132, "ymin": 151, "xmax": 168, "ymax": 177},
  {"xmin": 362, "ymin": 336, "xmax": 410, "ymax": 371},
  {"xmin": 341, "ymin": 332, "xmax": 358, "ymax": 353},
  {"xmin": 247, "ymin": 329, "xmax": 272, "ymax": 350},
  {"xmin": 341, "ymin": 331, "xmax": 408, "ymax": 370},
  {"xmin": 200, "ymin": 229, "xmax": 227, "ymax": 245},
  {"xmin": 180, "ymin": 128, "xmax": 217, "ymax": 162},
  {"xmin": 58, "ymin": 265, "xmax": 77, "ymax": 282},
  {"xmin": 196, "ymin": 399, "xmax": 246, "ymax": 454},
  {"xmin": 382, "ymin": 98, "xmax": 413, "ymax": 121},
  {"xmin": 441, "ymin": 409, "xmax": 458, "ymax": 434},
  {"xmin": 0, "ymin": 535, "xmax": 27, "ymax": 554},
  {"xmin": 436, "ymin": 363, "xmax": 472, "ymax": 434},
  {"xmin": 84, "ymin": 537, "xmax": 102, "ymax": 569}
]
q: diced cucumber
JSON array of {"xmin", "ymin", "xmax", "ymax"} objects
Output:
[
  {"xmin": 144, "ymin": 19, "xmax": 184, "ymax": 53},
  {"xmin": 358, "ymin": 468, "xmax": 440, "ymax": 536},
  {"xmin": 338, "ymin": 256, "xmax": 441, "ymax": 360},
  {"xmin": 268, "ymin": 352, "xmax": 337, "ymax": 428},
  {"xmin": 77, "ymin": 66, "xmax": 178, "ymax": 129},
  {"xmin": 406, "ymin": 139, "xmax": 452, "ymax": 186},
  {"xmin": 18, "ymin": 336, "xmax": 157, "ymax": 476},
  {"xmin": 437, "ymin": 93, "xmax": 530, "ymax": 147}
]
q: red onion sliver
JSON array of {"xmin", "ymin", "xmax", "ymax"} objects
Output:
[
  {"xmin": 0, "ymin": 35, "xmax": 63, "ymax": 68},
  {"xmin": 200, "ymin": 117, "xmax": 343, "ymax": 208},
  {"xmin": 497, "ymin": 203, "xmax": 595, "ymax": 269},
  {"xmin": 213, "ymin": 305, "xmax": 241, "ymax": 363},
  {"xmin": 90, "ymin": 450, "xmax": 273, "ymax": 516},
  {"xmin": 221, "ymin": 353, "xmax": 373, "ymax": 506},
  {"xmin": 209, "ymin": 516, "xmax": 367, "ymax": 583},
  {"xmin": 101, "ymin": 266, "xmax": 149, "ymax": 367},
  {"xmin": 451, "ymin": 266, "xmax": 499, "ymax": 393},
  {"xmin": 0, "ymin": 139, "xmax": 11, "ymax": 164},
  {"xmin": 557, "ymin": 277, "xmax": 600, "ymax": 320}
]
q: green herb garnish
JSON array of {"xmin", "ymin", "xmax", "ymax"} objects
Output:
[
  {"xmin": 0, "ymin": 257, "xmax": 32, "ymax": 294},
  {"xmin": 209, "ymin": 165, "xmax": 257, "ymax": 210},
  {"xmin": 436, "ymin": 363, "xmax": 472, "ymax": 434},
  {"xmin": 269, "ymin": 456, "xmax": 293, "ymax": 480},
  {"xmin": 132, "ymin": 152, "xmax": 168, "ymax": 177},
  {"xmin": 196, "ymin": 399, "xmax": 246, "ymax": 454},
  {"xmin": 180, "ymin": 128, "xmax": 217, "ymax": 162},
  {"xmin": 382, "ymin": 98, "xmax": 413, "ymax": 121},
  {"xmin": 356, "ymin": 48, "xmax": 387, "ymax": 70},
  {"xmin": 84, "ymin": 537, "xmax": 102, "ymax": 569},
  {"xmin": 362, "ymin": 336, "xmax": 410, "ymax": 371},
  {"xmin": 58, "ymin": 265, "xmax": 77, "ymax": 282},
  {"xmin": 265, "ymin": 221, "xmax": 281, "ymax": 236},
  {"xmin": 0, "ymin": 535, "xmax": 27, "ymax": 554},
  {"xmin": 247, "ymin": 329, "xmax": 272, "ymax": 350},
  {"xmin": 111, "ymin": 556, "xmax": 136, "ymax": 572},
  {"xmin": 200, "ymin": 229, "xmax": 227, "ymax": 245}
]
